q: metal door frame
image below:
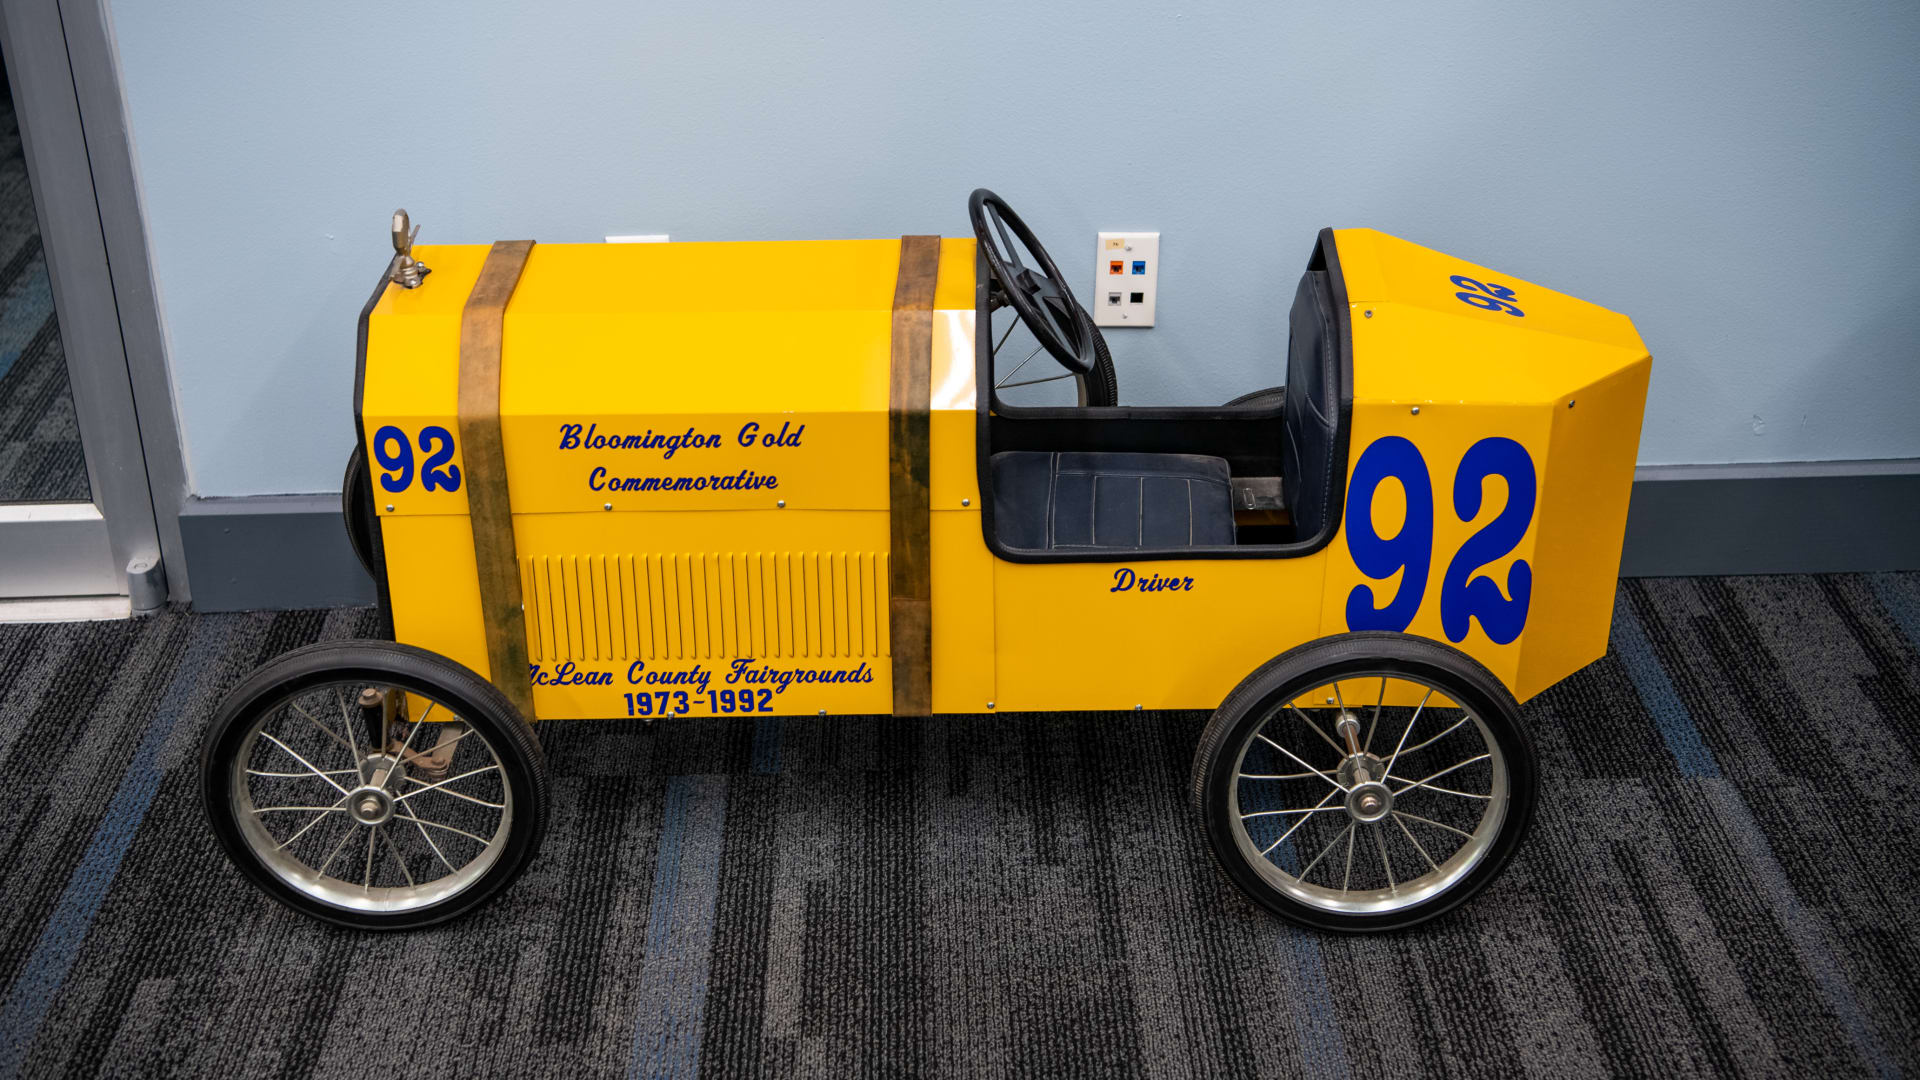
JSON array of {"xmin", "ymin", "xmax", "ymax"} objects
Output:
[{"xmin": 0, "ymin": 0, "xmax": 186, "ymax": 606}]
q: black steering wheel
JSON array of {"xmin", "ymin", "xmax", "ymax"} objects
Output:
[{"xmin": 969, "ymin": 188, "xmax": 1097, "ymax": 376}]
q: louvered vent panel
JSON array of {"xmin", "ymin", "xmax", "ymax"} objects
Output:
[{"xmin": 522, "ymin": 553, "xmax": 890, "ymax": 663}]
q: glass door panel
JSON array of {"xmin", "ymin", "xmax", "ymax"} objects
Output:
[{"xmin": 0, "ymin": 62, "xmax": 89, "ymax": 503}]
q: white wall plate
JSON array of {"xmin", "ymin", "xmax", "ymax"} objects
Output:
[{"xmin": 1092, "ymin": 231, "xmax": 1158, "ymax": 327}]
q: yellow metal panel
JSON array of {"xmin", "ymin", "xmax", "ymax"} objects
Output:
[
  {"xmin": 698, "ymin": 554, "xmax": 720, "ymax": 657},
  {"xmin": 1328, "ymin": 229, "xmax": 1389, "ymax": 309},
  {"xmin": 520, "ymin": 549, "xmax": 908, "ymax": 666},
  {"xmin": 799, "ymin": 554, "xmax": 819, "ymax": 657},
  {"xmin": 507, "ymin": 239, "xmax": 901, "ymax": 316},
  {"xmin": 930, "ymin": 510, "xmax": 995, "ymax": 713},
  {"xmin": 620, "ymin": 556, "xmax": 642, "ymax": 657},
  {"xmin": 366, "ymin": 236, "xmax": 979, "ymax": 721},
  {"xmin": 1333, "ymin": 228, "xmax": 1643, "ymax": 352},
  {"xmin": 1516, "ymin": 357, "xmax": 1651, "ymax": 699},
  {"xmin": 502, "ymin": 406, "xmax": 883, "ymax": 514},
  {"xmin": 364, "ymin": 238, "xmax": 983, "ymax": 519},
  {"xmin": 495, "ymin": 239, "xmax": 899, "ymax": 415},
  {"xmin": 992, "ymin": 557, "xmax": 1327, "ymax": 711},
  {"xmin": 772, "ymin": 554, "xmax": 791, "ymax": 657},
  {"xmin": 1347, "ymin": 300, "xmax": 1646, "ymax": 408},
  {"xmin": 381, "ymin": 514, "xmax": 489, "ymax": 683},
  {"xmin": 933, "ymin": 238, "xmax": 977, "ymax": 312},
  {"xmin": 505, "ymin": 510, "xmax": 890, "ymax": 719},
  {"xmin": 1318, "ymin": 225, "xmax": 1651, "ymax": 702},
  {"xmin": 558, "ymin": 558, "xmax": 584, "ymax": 660}
]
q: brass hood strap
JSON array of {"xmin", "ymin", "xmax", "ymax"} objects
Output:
[
  {"xmin": 888, "ymin": 235, "xmax": 941, "ymax": 717},
  {"xmin": 458, "ymin": 240, "xmax": 538, "ymax": 719}
]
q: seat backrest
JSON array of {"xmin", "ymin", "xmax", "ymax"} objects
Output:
[{"xmin": 1282, "ymin": 268, "xmax": 1342, "ymax": 541}]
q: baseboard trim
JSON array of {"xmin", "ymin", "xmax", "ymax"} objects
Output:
[
  {"xmin": 179, "ymin": 494, "xmax": 374, "ymax": 612},
  {"xmin": 1621, "ymin": 458, "xmax": 1920, "ymax": 576},
  {"xmin": 178, "ymin": 459, "xmax": 1920, "ymax": 611}
]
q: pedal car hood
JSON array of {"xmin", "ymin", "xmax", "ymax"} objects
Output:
[{"xmin": 361, "ymin": 238, "xmax": 979, "ymax": 517}]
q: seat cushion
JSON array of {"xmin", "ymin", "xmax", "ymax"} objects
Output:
[{"xmin": 990, "ymin": 451, "xmax": 1236, "ymax": 552}]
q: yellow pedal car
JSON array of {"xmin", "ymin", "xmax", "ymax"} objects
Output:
[{"xmin": 201, "ymin": 190, "xmax": 1650, "ymax": 932}]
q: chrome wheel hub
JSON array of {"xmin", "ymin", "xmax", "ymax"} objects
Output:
[
  {"xmin": 1338, "ymin": 752, "xmax": 1393, "ymax": 822},
  {"xmin": 1345, "ymin": 777, "xmax": 1393, "ymax": 823},
  {"xmin": 348, "ymin": 785, "xmax": 394, "ymax": 826},
  {"xmin": 346, "ymin": 751, "xmax": 408, "ymax": 826}
]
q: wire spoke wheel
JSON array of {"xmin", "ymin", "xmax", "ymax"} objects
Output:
[
  {"xmin": 232, "ymin": 685, "xmax": 509, "ymax": 912},
  {"xmin": 1231, "ymin": 674, "xmax": 1502, "ymax": 914},
  {"xmin": 203, "ymin": 641, "xmax": 547, "ymax": 929},
  {"xmin": 1193, "ymin": 633, "xmax": 1535, "ymax": 932}
]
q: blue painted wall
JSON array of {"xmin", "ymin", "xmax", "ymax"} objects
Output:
[{"xmin": 106, "ymin": 0, "xmax": 1920, "ymax": 497}]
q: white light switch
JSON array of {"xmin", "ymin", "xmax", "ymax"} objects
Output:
[{"xmin": 1092, "ymin": 231, "xmax": 1159, "ymax": 327}]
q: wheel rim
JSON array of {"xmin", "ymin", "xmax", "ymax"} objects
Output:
[
  {"xmin": 227, "ymin": 679, "xmax": 513, "ymax": 915},
  {"xmin": 1226, "ymin": 671, "xmax": 1508, "ymax": 916}
]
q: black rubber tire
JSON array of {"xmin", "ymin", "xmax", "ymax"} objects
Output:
[
  {"xmin": 342, "ymin": 443, "xmax": 377, "ymax": 579},
  {"xmin": 201, "ymin": 640, "xmax": 548, "ymax": 930},
  {"xmin": 1076, "ymin": 303, "xmax": 1120, "ymax": 407},
  {"xmin": 1223, "ymin": 385, "xmax": 1285, "ymax": 409},
  {"xmin": 1191, "ymin": 632, "xmax": 1536, "ymax": 932}
]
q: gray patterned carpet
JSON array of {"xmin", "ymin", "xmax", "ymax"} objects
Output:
[
  {"xmin": 1, "ymin": 575, "xmax": 1918, "ymax": 1078},
  {"xmin": 0, "ymin": 62, "xmax": 86, "ymax": 504}
]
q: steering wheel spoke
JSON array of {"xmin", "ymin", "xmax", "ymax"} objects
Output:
[
  {"xmin": 1022, "ymin": 287, "xmax": 1070, "ymax": 341},
  {"xmin": 991, "ymin": 214, "xmax": 1028, "ymax": 274}
]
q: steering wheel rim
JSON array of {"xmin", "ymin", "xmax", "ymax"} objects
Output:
[{"xmin": 969, "ymin": 188, "xmax": 1096, "ymax": 376}]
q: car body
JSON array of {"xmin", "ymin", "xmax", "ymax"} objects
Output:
[{"xmin": 354, "ymin": 228, "xmax": 1649, "ymax": 723}]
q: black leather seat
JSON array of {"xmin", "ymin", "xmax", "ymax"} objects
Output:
[
  {"xmin": 1282, "ymin": 268, "xmax": 1340, "ymax": 541},
  {"xmin": 990, "ymin": 451, "xmax": 1236, "ymax": 551}
]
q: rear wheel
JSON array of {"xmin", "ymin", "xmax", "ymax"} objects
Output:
[
  {"xmin": 201, "ymin": 640, "xmax": 548, "ymax": 929},
  {"xmin": 1223, "ymin": 386, "xmax": 1284, "ymax": 408},
  {"xmin": 342, "ymin": 443, "xmax": 376, "ymax": 578},
  {"xmin": 1192, "ymin": 632, "xmax": 1536, "ymax": 931},
  {"xmin": 1077, "ymin": 304, "xmax": 1119, "ymax": 407}
]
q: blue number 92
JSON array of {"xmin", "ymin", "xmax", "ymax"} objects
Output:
[
  {"xmin": 371, "ymin": 425, "xmax": 462, "ymax": 495},
  {"xmin": 1450, "ymin": 275, "xmax": 1524, "ymax": 317},
  {"xmin": 1344, "ymin": 435, "xmax": 1536, "ymax": 644}
]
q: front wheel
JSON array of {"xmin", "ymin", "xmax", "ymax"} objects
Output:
[
  {"xmin": 1191, "ymin": 633, "xmax": 1536, "ymax": 932},
  {"xmin": 201, "ymin": 640, "xmax": 548, "ymax": 930}
]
